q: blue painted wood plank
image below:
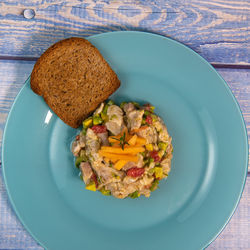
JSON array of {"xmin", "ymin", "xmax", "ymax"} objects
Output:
[
  {"xmin": 0, "ymin": 170, "xmax": 43, "ymax": 249},
  {"xmin": 207, "ymin": 176, "xmax": 250, "ymax": 249},
  {"xmin": 218, "ymin": 68, "xmax": 250, "ymax": 139},
  {"xmin": 0, "ymin": 0, "xmax": 249, "ymax": 64},
  {"xmin": 0, "ymin": 60, "xmax": 35, "ymax": 162}
]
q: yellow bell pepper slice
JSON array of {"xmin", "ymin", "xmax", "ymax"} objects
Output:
[
  {"xmin": 100, "ymin": 146, "xmax": 145, "ymax": 155},
  {"xmin": 114, "ymin": 160, "xmax": 128, "ymax": 170},
  {"xmin": 98, "ymin": 151, "xmax": 139, "ymax": 162},
  {"xmin": 85, "ymin": 182, "xmax": 96, "ymax": 191}
]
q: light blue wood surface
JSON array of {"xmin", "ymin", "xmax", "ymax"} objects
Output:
[
  {"xmin": 0, "ymin": 0, "xmax": 249, "ymax": 64},
  {"xmin": 0, "ymin": 0, "xmax": 249, "ymax": 249}
]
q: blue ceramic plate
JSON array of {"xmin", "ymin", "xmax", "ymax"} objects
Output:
[{"xmin": 2, "ymin": 31, "xmax": 248, "ymax": 250}]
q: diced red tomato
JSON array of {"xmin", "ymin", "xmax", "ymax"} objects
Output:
[
  {"xmin": 127, "ymin": 167, "xmax": 145, "ymax": 178},
  {"xmin": 91, "ymin": 173, "xmax": 99, "ymax": 188},
  {"xmin": 75, "ymin": 135, "xmax": 80, "ymax": 140},
  {"xmin": 150, "ymin": 151, "xmax": 161, "ymax": 162},
  {"xmin": 91, "ymin": 125, "xmax": 107, "ymax": 133},
  {"xmin": 145, "ymin": 115, "xmax": 152, "ymax": 124}
]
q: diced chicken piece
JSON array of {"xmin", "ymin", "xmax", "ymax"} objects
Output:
[
  {"xmin": 97, "ymin": 132, "xmax": 109, "ymax": 146},
  {"xmin": 167, "ymin": 139, "xmax": 173, "ymax": 149},
  {"xmin": 122, "ymin": 175, "xmax": 153, "ymax": 198},
  {"xmin": 153, "ymin": 120, "xmax": 163, "ymax": 132},
  {"xmin": 107, "ymin": 182, "xmax": 137, "ymax": 199},
  {"xmin": 86, "ymin": 128, "xmax": 100, "ymax": 154},
  {"xmin": 140, "ymin": 189, "xmax": 151, "ymax": 198},
  {"xmin": 71, "ymin": 134, "xmax": 86, "ymax": 156},
  {"xmin": 106, "ymin": 122, "xmax": 121, "ymax": 136},
  {"xmin": 93, "ymin": 102, "xmax": 104, "ymax": 115},
  {"xmin": 123, "ymin": 176, "xmax": 139, "ymax": 184},
  {"xmin": 122, "ymin": 154, "xmax": 143, "ymax": 172},
  {"xmin": 89, "ymin": 152, "xmax": 103, "ymax": 162},
  {"xmin": 137, "ymin": 126, "xmax": 157, "ymax": 144},
  {"xmin": 105, "ymin": 105, "xmax": 124, "ymax": 135},
  {"xmin": 123, "ymin": 102, "xmax": 135, "ymax": 113},
  {"xmin": 91, "ymin": 162, "xmax": 111, "ymax": 182},
  {"xmin": 159, "ymin": 129, "xmax": 169, "ymax": 143},
  {"xmin": 139, "ymin": 175, "xmax": 154, "ymax": 187},
  {"xmin": 78, "ymin": 134, "xmax": 86, "ymax": 148},
  {"xmin": 122, "ymin": 161, "xmax": 135, "ymax": 171},
  {"xmin": 80, "ymin": 162, "xmax": 93, "ymax": 184},
  {"xmin": 112, "ymin": 173, "xmax": 153, "ymax": 198},
  {"xmin": 126, "ymin": 110, "xmax": 144, "ymax": 130},
  {"xmin": 137, "ymin": 154, "xmax": 144, "ymax": 168},
  {"xmin": 105, "ymin": 183, "xmax": 125, "ymax": 199},
  {"xmin": 91, "ymin": 161, "xmax": 124, "ymax": 185},
  {"xmin": 161, "ymin": 158, "xmax": 172, "ymax": 175},
  {"xmin": 71, "ymin": 141, "xmax": 81, "ymax": 156},
  {"xmin": 154, "ymin": 117, "xmax": 169, "ymax": 142},
  {"xmin": 107, "ymin": 105, "xmax": 123, "ymax": 121}
]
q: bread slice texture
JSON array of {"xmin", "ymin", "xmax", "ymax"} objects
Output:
[{"xmin": 30, "ymin": 37, "xmax": 120, "ymax": 128}]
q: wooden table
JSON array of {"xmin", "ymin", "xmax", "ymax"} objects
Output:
[{"xmin": 0, "ymin": 1, "xmax": 249, "ymax": 249}]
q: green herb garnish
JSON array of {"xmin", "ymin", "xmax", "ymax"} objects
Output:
[
  {"xmin": 120, "ymin": 102, "xmax": 127, "ymax": 109},
  {"xmin": 100, "ymin": 187, "xmax": 111, "ymax": 196},
  {"xmin": 144, "ymin": 110, "xmax": 151, "ymax": 116},
  {"xmin": 150, "ymin": 179, "xmax": 159, "ymax": 191},
  {"xmin": 140, "ymin": 152, "xmax": 146, "ymax": 157},
  {"xmin": 107, "ymin": 100, "xmax": 115, "ymax": 106},
  {"xmin": 129, "ymin": 191, "xmax": 140, "ymax": 199},
  {"xmin": 93, "ymin": 115, "xmax": 103, "ymax": 125},
  {"xmin": 132, "ymin": 102, "xmax": 140, "ymax": 109},
  {"xmin": 81, "ymin": 127, "xmax": 87, "ymax": 135},
  {"xmin": 111, "ymin": 132, "xmax": 130, "ymax": 150},
  {"xmin": 75, "ymin": 156, "xmax": 84, "ymax": 168}
]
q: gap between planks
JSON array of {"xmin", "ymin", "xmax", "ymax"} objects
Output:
[{"xmin": 0, "ymin": 56, "xmax": 249, "ymax": 69}]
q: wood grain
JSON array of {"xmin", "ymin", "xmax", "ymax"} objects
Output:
[
  {"xmin": 0, "ymin": 170, "xmax": 42, "ymax": 249},
  {"xmin": 0, "ymin": 0, "xmax": 249, "ymax": 64},
  {"xmin": 208, "ymin": 176, "xmax": 250, "ymax": 249},
  {"xmin": 218, "ymin": 68, "xmax": 250, "ymax": 152}
]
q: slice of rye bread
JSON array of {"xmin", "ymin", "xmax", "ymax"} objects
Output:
[{"xmin": 30, "ymin": 37, "xmax": 120, "ymax": 128}]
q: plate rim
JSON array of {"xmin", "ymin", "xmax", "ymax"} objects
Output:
[{"xmin": 2, "ymin": 30, "xmax": 249, "ymax": 249}]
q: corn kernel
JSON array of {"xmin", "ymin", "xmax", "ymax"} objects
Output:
[
  {"xmin": 158, "ymin": 149, "xmax": 165, "ymax": 158},
  {"xmin": 93, "ymin": 115, "xmax": 103, "ymax": 125},
  {"xmin": 83, "ymin": 117, "xmax": 93, "ymax": 128},
  {"xmin": 158, "ymin": 142, "xmax": 168, "ymax": 151},
  {"xmin": 85, "ymin": 182, "xmax": 96, "ymax": 191},
  {"xmin": 154, "ymin": 167, "xmax": 163, "ymax": 179},
  {"xmin": 145, "ymin": 144, "xmax": 153, "ymax": 151}
]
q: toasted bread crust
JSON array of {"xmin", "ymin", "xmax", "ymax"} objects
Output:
[{"xmin": 30, "ymin": 37, "xmax": 120, "ymax": 128}]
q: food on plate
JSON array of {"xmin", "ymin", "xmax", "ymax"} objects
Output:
[
  {"xmin": 72, "ymin": 100, "xmax": 173, "ymax": 199},
  {"xmin": 30, "ymin": 37, "xmax": 120, "ymax": 128}
]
